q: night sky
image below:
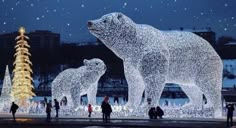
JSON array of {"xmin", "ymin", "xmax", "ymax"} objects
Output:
[{"xmin": 0, "ymin": 0, "xmax": 235, "ymax": 42}]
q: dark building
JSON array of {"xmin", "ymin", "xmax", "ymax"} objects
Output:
[
  {"xmin": 27, "ymin": 30, "xmax": 61, "ymax": 69},
  {"xmin": 0, "ymin": 32, "xmax": 18, "ymax": 50},
  {"xmin": 217, "ymin": 42, "xmax": 236, "ymax": 59},
  {"xmin": 222, "ymin": 88, "xmax": 236, "ymax": 104},
  {"xmin": 0, "ymin": 30, "xmax": 60, "ymax": 81},
  {"xmin": 28, "ymin": 30, "xmax": 60, "ymax": 50},
  {"xmin": 193, "ymin": 29, "xmax": 216, "ymax": 47},
  {"xmin": 0, "ymin": 30, "xmax": 60, "ymax": 51},
  {"xmin": 0, "ymin": 32, "xmax": 18, "ymax": 66}
]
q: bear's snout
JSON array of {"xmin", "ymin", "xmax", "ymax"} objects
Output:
[{"xmin": 87, "ymin": 21, "xmax": 93, "ymax": 27}]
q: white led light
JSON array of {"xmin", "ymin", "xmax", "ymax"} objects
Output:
[
  {"xmin": 88, "ymin": 12, "xmax": 223, "ymax": 117},
  {"xmin": 0, "ymin": 65, "xmax": 13, "ymax": 112},
  {"xmin": 51, "ymin": 58, "xmax": 106, "ymax": 107}
]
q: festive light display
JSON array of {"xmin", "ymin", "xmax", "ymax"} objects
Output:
[
  {"xmin": 1, "ymin": 65, "xmax": 12, "ymax": 98},
  {"xmin": 88, "ymin": 12, "xmax": 223, "ymax": 117},
  {"xmin": 51, "ymin": 58, "xmax": 106, "ymax": 107},
  {"xmin": 12, "ymin": 27, "xmax": 35, "ymax": 107},
  {"xmin": 0, "ymin": 65, "xmax": 12, "ymax": 111}
]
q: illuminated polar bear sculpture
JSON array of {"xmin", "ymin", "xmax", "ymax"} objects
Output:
[
  {"xmin": 51, "ymin": 58, "xmax": 106, "ymax": 107},
  {"xmin": 88, "ymin": 12, "xmax": 223, "ymax": 117}
]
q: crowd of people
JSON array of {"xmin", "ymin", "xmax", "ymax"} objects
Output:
[{"xmin": 8, "ymin": 98, "xmax": 235, "ymax": 126}]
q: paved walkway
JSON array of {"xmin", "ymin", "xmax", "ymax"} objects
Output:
[{"xmin": 0, "ymin": 116, "xmax": 235, "ymax": 128}]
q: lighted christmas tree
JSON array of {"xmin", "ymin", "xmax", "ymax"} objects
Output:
[
  {"xmin": 0, "ymin": 65, "xmax": 12, "ymax": 111},
  {"xmin": 1, "ymin": 65, "xmax": 12, "ymax": 98},
  {"xmin": 12, "ymin": 27, "xmax": 35, "ymax": 107}
]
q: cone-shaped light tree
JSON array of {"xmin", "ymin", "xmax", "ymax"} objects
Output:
[
  {"xmin": 0, "ymin": 65, "xmax": 12, "ymax": 111},
  {"xmin": 12, "ymin": 27, "xmax": 35, "ymax": 106},
  {"xmin": 1, "ymin": 65, "xmax": 12, "ymax": 98}
]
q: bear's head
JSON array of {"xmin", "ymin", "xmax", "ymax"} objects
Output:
[
  {"xmin": 88, "ymin": 12, "xmax": 136, "ymax": 48},
  {"xmin": 83, "ymin": 58, "xmax": 106, "ymax": 75}
]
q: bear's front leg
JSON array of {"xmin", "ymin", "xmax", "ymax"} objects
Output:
[
  {"xmin": 124, "ymin": 61, "xmax": 145, "ymax": 110},
  {"xmin": 87, "ymin": 83, "xmax": 97, "ymax": 105},
  {"xmin": 71, "ymin": 86, "xmax": 81, "ymax": 107},
  {"xmin": 140, "ymin": 52, "xmax": 168, "ymax": 107}
]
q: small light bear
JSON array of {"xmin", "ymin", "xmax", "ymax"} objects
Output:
[
  {"xmin": 88, "ymin": 12, "xmax": 223, "ymax": 117},
  {"xmin": 51, "ymin": 58, "xmax": 106, "ymax": 107}
]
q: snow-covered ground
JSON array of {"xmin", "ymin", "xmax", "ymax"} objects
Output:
[{"xmin": 1, "ymin": 96, "xmax": 233, "ymax": 118}]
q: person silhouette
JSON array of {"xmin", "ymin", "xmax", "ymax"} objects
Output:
[
  {"xmin": 156, "ymin": 106, "xmax": 164, "ymax": 119},
  {"xmin": 101, "ymin": 96, "xmax": 108, "ymax": 121},
  {"xmin": 101, "ymin": 96, "xmax": 112, "ymax": 122},
  {"xmin": 54, "ymin": 99, "xmax": 60, "ymax": 118},
  {"xmin": 88, "ymin": 104, "xmax": 93, "ymax": 117},
  {"xmin": 226, "ymin": 103, "xmax": 234, "ymax": 127},
  {"xmin": 9, "ymin": 102, "xmax": 19, "ymax": 121},
  {"xmin": 148, "ymin": 107, "xmax": 156, "ymax": 119},
  {"xmin": 46, "ymin": 101, "xmax": 52, "ymax": 122}
]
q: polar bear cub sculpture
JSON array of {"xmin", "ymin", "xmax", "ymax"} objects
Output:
[
  {"xmin": 51, "ymin": 58, "xmax": 106, "ymax": 107},
  {"xmin": 88, "ymin": 12, "xmax": 223, "ymax": 117}
]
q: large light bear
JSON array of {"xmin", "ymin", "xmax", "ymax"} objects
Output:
[
  {"xmin": 51, "ymin": 58, "xmax": 106, "ymax": 107},
  {"xmin": 88, "ymin": 12, "xmax": 223, "ymax": 117}
]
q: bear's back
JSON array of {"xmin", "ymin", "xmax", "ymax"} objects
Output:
[
  {"xmin": 162, "ymin": 30, "xmax": 220, "ymax": 64},
  {"xmin": 161, "ymin": 31, "xmax": 221, "ymax": 84},
  {"xmin": 72, "ymin": 66, "xmax": 102, "ymax": 88}
]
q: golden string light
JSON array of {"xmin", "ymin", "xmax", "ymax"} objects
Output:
[{"xmin": 12, "ymin": 27, "xmax": 35, "ymax": 107}]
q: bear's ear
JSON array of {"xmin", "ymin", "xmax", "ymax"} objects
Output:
[
  {"xmin": 117, "ymin": 13, "xmax": 124, "ymax": 22},
  {"xmin": 83, "ymin": 59, "xmax": 89, "ymax": 65},
  {"xmin": 117, "ymin": 13, "xmax": 123, "ymax": 20}
]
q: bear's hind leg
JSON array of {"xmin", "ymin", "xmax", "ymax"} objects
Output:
[
  {"xmin": 195, "ymin": 60, "xmax": 223, "ymax": 117},
  {"xmin": 197, "ymin": 80, "xmax": 222, "ymax": 117},
  {"xmin": 180, "ymin": 84, "xmax": 203, "ymax": 109}
]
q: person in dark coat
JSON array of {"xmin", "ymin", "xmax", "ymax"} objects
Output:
[
  {"xmin": 46, "ymin": 101, "xmax": 52, "ymax": 122},
  {"xmin": 148, "ymin": 107, "xmax": 156, "ymax": 119},
  {"xmin": 103, "ymin": 101, "xmax": 112, "ymax": 122},
  {"xmin": 54, "ymin": 99, "xmax": 60, "ymax": 118},
  {"xmin": 9, "ymin": 102, "xmax": 19, "ymax": 121},
  {"xmin": 156, "ymin": 106, "xmax": 164, "ymax": 119},
  {"xmin": 226, "ymin": 103, "xmax": 234, "ymax": 127},
  {"xmin": 101, "ymin": 96, "xmax": 112, "ymax": 122}
]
